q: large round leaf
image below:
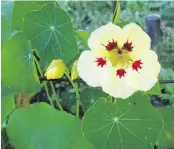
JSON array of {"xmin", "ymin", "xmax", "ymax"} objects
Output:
[
  {"xmin": 7, "ymin": 103, "xmax": 92, "ymax": 149},
  {"xmin": 23, "ymin": 3, "xmax": 78, "ymax": 69},
  {"xmin": 12, "ymin": 1, "xmax": 48, "ymax": 30},
  {"xmin": 2, "ymin": 32, "xmax": 41, "ymax": 94},
  {"xmin": 156, "ymin": 107, "xmax": 174, "ymax": 148},
  {"xmin": 82, "ymin": 92, "xmax": 163, "ymax": 149}
]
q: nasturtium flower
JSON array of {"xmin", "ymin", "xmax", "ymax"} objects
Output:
[
  {"xmin": 77, "ymin": 23, "xmax": 161, "ymax": 99},
  {"xmin": 44, "ymin": 59, "xmax": 65, "ymax": 79}
]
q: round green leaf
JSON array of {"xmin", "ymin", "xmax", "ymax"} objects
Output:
[
  {"xmin": 81, "ymin": 88, "xmax": 108, "ymax": 111},
  {"xmin": 23, "ymin": 3, "xmax": 78, "ymax": 69},
  {"xmin": 2, "ymin": 32, "xmax": 41, "ymax": 94},
  {"xmin": 156, "ymin": 107, "xmax": 174, "ymax": 148},
  {"xmin": 1, "ymin": 95, "xmax": 15, "ymax": 125},
  {"xmin": 7, "ymin": 103, "xmax": 92, "ymax": 149},
  {"xmin": 12, "ymin": 1, "xmax": 48, "ymax": 30},
  {"xmin": 82, "ymin": 92, "xmax": 163, "ymax": 149}
]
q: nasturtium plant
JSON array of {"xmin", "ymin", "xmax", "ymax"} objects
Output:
[
  {"xmin": 1, "ymin": 1, "xmax": 174, "ymax": 149},
  {"xmin": 82, "ymin": 92, "xmax": 163, "ymax": 149},
  {"xmin": 23, "ymin": 3, "xmax": 78, "ymax": 69}
]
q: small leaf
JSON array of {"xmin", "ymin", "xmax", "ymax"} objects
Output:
[
  {"xmin": 23, "ymin": 3, "xmax": 78, "ymax": 69},
  {"xmin": 71, "ymin": 60, "xmax": 79, "ymax": 80},
  {"xmin": 12, "ymin": 1, "xmax": 48, "ymax": 30},
  {"xmin": 146, "ymin": 82, "xmax": 162, "ymax": 96},
  {"xmin": 2, "ymin": 95, "xmax": 15, "ymax": 125},
  {"xmin": 112, "ymin": 0, "xmax": 121, "ymax": 24},
  {"xmin": 75, "ymin": 30, "xmax": 90, "ymax": 45},
  {"xmin": 81, "ymin": 88, "xmax": 108, "ymax": 111},
  {"xmin": 7, "ymin": 103, "xmax": 92, "ymax": 149},
  {"xmin": 156, "ymin": 107, "xmax": 174, "ymax": 148},
  {"xmin": 82, "ymin": 92, "xmax": 163, "ymax": 149},
  {"xmin": 2, "ymin": 32, "xmax": 41, "ymax": 94}
]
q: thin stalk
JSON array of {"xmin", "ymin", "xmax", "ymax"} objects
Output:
[
  {"xmin": 50, "ymin": 81, "xmax": 63, "ymax": 111},
  {"xmin": 34, "ymin": 56, "xmax": 54, "ymax": 107},
  {"xmin": 64, "ymin": 68, "xmax": 80, "ymax": 118}
]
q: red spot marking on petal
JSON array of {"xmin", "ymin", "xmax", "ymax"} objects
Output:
[
  {"xmin": 132, "ymin": 60, "xmax": 143, "ymax": 71},
  {"xmin": 103, "ymin": 39, "xmax": 117, "ymax": 51},
  {"xmin": 116, "ymin": 69, "xmax": 126, "ymax": 78},
  {"xmin": 124, "ymin": 41, "xmax": 134, "ymax": 51},
  {"xmin": 96, "ymin": 58, "xmax": 106, "ymax": 67}
]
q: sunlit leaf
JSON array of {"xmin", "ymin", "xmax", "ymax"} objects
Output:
[
  {"xmin": 156, "ymin": 107, "xmax": 174, "ymax": 148},
  {"xmin": 23, "ymin": 3, "xmax": 78, "ymax": 69},
  {"xmin": 2, "ymin": 33, "xmax": 41, "ymax": 94},
  {"xmin": 7, "ymin": 103, "xmax": 92, "ymax": 149},
  {"xmin": 12, "ymin": 1, "xmax": 48, "ymax": 30},
  {"xmin": 82, "ymin": 92, "xmax": 163, "ymax": 149}
]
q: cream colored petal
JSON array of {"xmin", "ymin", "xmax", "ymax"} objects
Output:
[
  {"xmin": 99, "ymin": 67, "xmax": 136, "ymax": 99},
  {"xmin": 123, "ymin": 23, "xmax": 151, "ymax": 60},
  {"xmin": 88, "ymin": 23, "xmax": 126, "ymax": 54},
  {"xmin": 77, "ymin": 50, "xmax": 111, "ymax": 87},
  {"xmin": 127, "ymin": 50, "xmax": 161, "ymax": 91}
]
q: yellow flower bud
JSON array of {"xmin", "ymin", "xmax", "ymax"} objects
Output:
[
  {"xmin": 44, "ymin": 59, "xmax": 65, "ymax": 79},
  {"xmin": 71, "ymin": 60, "xmax": 79, "ymax": 80}
]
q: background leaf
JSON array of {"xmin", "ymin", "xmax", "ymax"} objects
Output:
[
  {"xmin": 82, "ymin": 92, "xmax": 163, "ymax": 149},
  {"xmin": 23, "ymin": 3, "xmax": 78, "ymax": 69},
  {"xmin": 7, "ymin": 103, "xmax": 92, "ymax": 149},
  {"xmin": 156, "ymin": 107, "xmax": 174, "ymax": 148},
  {"xmin": 2, "ymin": 32, "xmax": 41, "ymax": 94},
  {"xmin": 12, "ymin": 1, "xmax": 48, "ymax": 30}
]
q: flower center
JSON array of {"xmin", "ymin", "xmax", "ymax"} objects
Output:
[
  {"xmin": 108, "ymin": 48, "xmax": 132, "ymax": 67},
  {"xmin": 101, "ymin": 40, "xmax": 134, "ymax": 68}
]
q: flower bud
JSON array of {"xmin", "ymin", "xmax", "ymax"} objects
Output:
[
  {"xmin": 71, "ymin": 60, "xmax": 79, "ymax": 80},
  {"xmin": 44, "ymin": 59, "xmax": 65, "ymax": 79}
]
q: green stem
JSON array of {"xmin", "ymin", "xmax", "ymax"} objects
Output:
[
  {"xmin": 34, "ymin": 56, "xmax": 54, "ymax": 107},
  {"xmin": 50, "ymin": 81, "xmax": 63, "ymax": 111},
  {"xmin": 64, "ymin": 68, "xmax": 80, "ymax": 118},
  {"xmin": 109, "ymin": 95, "xmax": 113, "ymax": 103}
]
